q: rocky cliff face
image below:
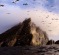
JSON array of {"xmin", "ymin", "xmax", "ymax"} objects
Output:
[{"xmin": 0, "ymin": 18, "xmax": 49, "ymax": 47}]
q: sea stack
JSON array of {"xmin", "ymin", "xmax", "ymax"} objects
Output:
[{"xmin": 0, "ymin": 18, "xmax": 49, "ymax": 46}]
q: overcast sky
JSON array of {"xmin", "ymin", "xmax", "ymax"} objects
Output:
[{"xmin": 0, "ymin": 0, "xmax": 59, "ymax": 41}]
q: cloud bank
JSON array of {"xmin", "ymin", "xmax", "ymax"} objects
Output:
[{"xmin": 0, "ymin": 0, "xmax": 59, "ymax": 41}]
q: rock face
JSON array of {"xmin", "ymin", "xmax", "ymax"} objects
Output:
[
  {"xmin": 0, "ymin": 18, "xmax": 49, "ymax": 46},
  {"xmin": 0, "ymin": 23, "xmax": 22, "ymax": 47}
]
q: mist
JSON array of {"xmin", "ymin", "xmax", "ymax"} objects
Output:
[{"xmin": 0, "ymin": 0, "xmax": 59, "ymax": 41}]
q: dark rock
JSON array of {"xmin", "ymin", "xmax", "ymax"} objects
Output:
[
  {"xmin": 1, "ymin": 42, "xmax": 8, "ymax": 47},
  {"xmin": 7, "ymin": 37, "xmax": 17, "ymax": 46},
  {"xmin": 0, "ymin": 18, "xmax": 49, "ymax": 46},
  {"xmin": 15, "ymin": 18, "xmax": 49, "ymax": 46},
  {"xmin": 0, "ymin": 42, "xmax": 3, "ymax": 47},
  {"xmin": 46, "ymin": 40, "xmax": 55, "ymax": 45},
  {"xmin": 0, "ymin": 23, "xmax": 22, "ymax": 47},
  {"xmin": 55, "ymin": 40, "xmax": 59, "ymax": 44},
  {"xmin": 14, "ymin": 34, "xmax": 32, "ymax": 46}
]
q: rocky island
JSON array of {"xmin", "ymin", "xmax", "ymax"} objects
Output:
[{"xmin": 0, "ymin": 18, "xmax": 59, "ymax": 55}]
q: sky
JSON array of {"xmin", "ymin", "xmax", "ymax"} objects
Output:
[{"xmin": 0, "ymin": 0, "xmax": 59, "ymax": 41}]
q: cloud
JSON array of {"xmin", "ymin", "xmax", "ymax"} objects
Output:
[
  {"xmin": 49, "ymin": 35, "xmax": 59, "ymax": 41},
  {"xmin": 0, "ymin": 0, "xmax": 59, "ymax": 41}
]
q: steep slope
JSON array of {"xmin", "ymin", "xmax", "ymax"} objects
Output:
[{"xmin": 0, "ymin": 18, "xmax": 49, "ymax": 46}]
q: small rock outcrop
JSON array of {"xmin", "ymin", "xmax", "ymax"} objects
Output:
[
  {"xmin": 55, "ymin": 40, "xmax": 59, "ymax": 44},
  {"xmin": 47, "ymin": 40, "xmax": 55, "ymax": 45},
  {"xmin": 0, "ymin": 18, "xmax": 49, "ymax": 46}
]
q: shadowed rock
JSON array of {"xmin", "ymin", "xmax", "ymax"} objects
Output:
[
  {"xmin": 0, "ymin": 18, "xmax": 49, "ymax": 47},
  {"xmin": 47, "ymin": 40, "xmax": 55, "ymax": 45},
  {"xmin": 15, "ymin": 18, "xmax": 49, "ymax": 46},
  {"xmin": 0, "ymin": 23, "xmax": 22, "ymax": 47},
  {"xmin": 55, "ymin": 40, "xmax": 59, "ymax": 44}
]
